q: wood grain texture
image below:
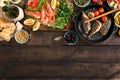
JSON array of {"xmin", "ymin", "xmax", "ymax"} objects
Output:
[
  {"xmin": 0, "ymin": 46, "xmax": 120, "ymax": 63},
  {"xmin": 0, "ymin": 31, "xmax": 119, "ymax": 46},
  {"xmin": 0, "ymin": 1, "xmax": 120, "ymax": 80},
  {"xmin": 0, "ymin": 46, "xmax": 120, "ymax": 79}
]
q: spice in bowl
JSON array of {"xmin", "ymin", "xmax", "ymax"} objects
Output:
[
  {"xmin": 64, "ymin": 31, "xmax": 78, "ymax": 45},
  {"xmin": 15, "ymin": 30, "xmax": 29, "ymax": 44}
]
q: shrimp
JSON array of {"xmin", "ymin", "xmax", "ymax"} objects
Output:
[
  {"xmin": 45, "ymin": 2, "xmax": 54, "ymax": 16},
  {"xmin": 40, "ymin": 2, "xmax": 57, "ymax": 25},
  {"xmin": 41, "ymin": 17, "xmax": 49, "ymax": 25},
  {"xmin": 48, "ymin": 16, "xmax": 55, "ymax": 23},
  {"xmin": 25, "ymin": 11, "xmax": 41, "ymax": 19},
  {"xmin": 41, "ymin": 6, "xmax": 46, "ymax": 19},
  {"xmin": 41, "ymin": 6, "xmax": 48, "ymax": 25},
  {"xmin": 48, "ymin": 9, "xmax": 56, "ymax": 23}
]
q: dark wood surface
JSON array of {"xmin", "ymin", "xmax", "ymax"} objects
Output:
[
  {"xmin": 1, "ymin": 1, "xmax": 120, "ymax": 80},
  {"xmin": 0, "ymin": 31, "xmax": 120, "ymax": 80}
]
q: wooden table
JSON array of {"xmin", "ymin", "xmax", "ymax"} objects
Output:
[
  {"xmin": 1, "ymin": 1, "xmax": 120, "ymax": 80},
  {"xmin": 0, "ymin": 30, "xmax": 120, "ymax": 80}
]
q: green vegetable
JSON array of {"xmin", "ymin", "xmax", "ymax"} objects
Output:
[
  {"xmin": 38, "ymin": 0, "xmax": 45, "ymax": 10},
  {"xmin": 52, "ymin": 0, "xmax": 73, "ymax": 29}
]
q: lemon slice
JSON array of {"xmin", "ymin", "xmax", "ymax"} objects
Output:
[
  {"xmin": 10, "ymin": 0, "xmax": 21, "ymax": 4},
  {"xmin": 24, "ymin": 19, "xmax": 35, "ymax": 26},
  {"xmin": 51, "ymin": 0, "xmax": 57, "ymax": 9},
  {"xmin": 33, "ymin": 21, "xmax": 40, "ymax": 31}
]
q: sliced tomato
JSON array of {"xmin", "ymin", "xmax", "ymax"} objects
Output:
[
  {"xmin": 28, "ymin": 0, "xmax": 39, "ymax": 8},
  {"xmin": 101, "ymin": 16, "xmax": 108, "ymax": 22}
]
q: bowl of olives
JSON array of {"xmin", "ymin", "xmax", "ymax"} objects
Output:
[{"xmin": 64, "ymin": 31, "xmax": 79, "ymax": 45}]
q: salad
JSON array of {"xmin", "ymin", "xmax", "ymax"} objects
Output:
[{"xmin": 24, "ymin": 0, "xmax": 73, "ymax": 30}]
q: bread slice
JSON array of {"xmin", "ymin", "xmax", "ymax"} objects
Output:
[{"xmin": 0, "ymin": 18, "xmax": 6, "ymax": 30}]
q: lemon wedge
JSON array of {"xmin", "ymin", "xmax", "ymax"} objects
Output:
[
  {"xmin": 32, "ymin": 21, "xmax": 40, "ymax": 31},
  {"xmin": 51, "ymin": 0, "xmax": 57, "ymax": 9},
  {"xmin": 24, "ymin": 19, "xmax": 35, "ymax": 26}
]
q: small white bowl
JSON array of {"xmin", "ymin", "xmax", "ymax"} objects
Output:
[
  {"xmin": 11, "ymin": 5, "xmax": 24, "ymax": 22},
  {"xmin": 74, "ymin": 0, "xmax": 90, "ymax": 7},
  {"xmin": 15, "ymin": 30, "xmax": 29, "ymax": 44},
  {"xmin": 10, "ymin": 0, "xmax": 21, "ymax": 4},
  {"xmin": 2, "ymin": 4, "xmax": 24, "ymax": 22}
]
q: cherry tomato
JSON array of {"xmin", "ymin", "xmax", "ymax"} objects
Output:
[
  {"xmin": 92, "ymin": 0, "xmax": 98, "ymax": 3},
  {"xmin": 98, "ymin": 7, "xmax": 104, "ymax": 14},
  {"xmin": 98, "ymin": 0, "xmax": 103, "ymax": 5},
  {"xmin": 94, "ymin": 10, "xmax": 100, "ymax": 17},
  {"xmin": 29, "ymin": 1, "xmax": 39, "ymax": 8},
  {"xmin": 102, "ymin": 16, "xmax": 108, "ymax": 22}
]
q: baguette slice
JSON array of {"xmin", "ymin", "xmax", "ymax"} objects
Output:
[{"xmin": 0, "ymin": 18, "xmax": 6, "ymax": 30}]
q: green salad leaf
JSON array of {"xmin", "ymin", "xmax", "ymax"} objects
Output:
[{"xmin": 51, "ymin": 0, "xmax": 73, "ymax": 29}]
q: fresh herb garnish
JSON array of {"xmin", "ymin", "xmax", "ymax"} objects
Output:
[
  {"xmin": 38, "ymin": 0, "xmax": 45, "ymax": 10},
  {"xmin": 52, "ymin": 0, "xmax": 73, "ymax": 29}
]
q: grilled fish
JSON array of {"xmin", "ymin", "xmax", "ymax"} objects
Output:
[
  {"xmin": 82, "ymin": 11, "xmax": 91, "ymax": 34},
  {"xmin": 89, "ymin": 20, "xmax": 102, "ymax": 38},
  {"xmin": 100, "ymin": 20, "xmax": 111, "ymax": 36}
]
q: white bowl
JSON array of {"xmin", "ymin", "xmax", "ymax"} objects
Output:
[
  {"xmin": 15, "ymin": 30, "xmax": 29, "ymax": 44},
  {"xmin": 10, "ymin": 0, "xmax": 21, "ymax": 4},
  {"xmin": 11, "ymin": 5, "xmax": 24, "ymax": 22}
]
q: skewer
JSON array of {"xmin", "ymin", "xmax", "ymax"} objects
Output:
[{"xmin": 85, "ymin": 8, "xmax": 120, "ymax": 23}]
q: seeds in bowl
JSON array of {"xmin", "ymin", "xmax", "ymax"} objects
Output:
[{"xmin": 15, "ymin": 30, "xmax": 29, "ymax": 44}]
